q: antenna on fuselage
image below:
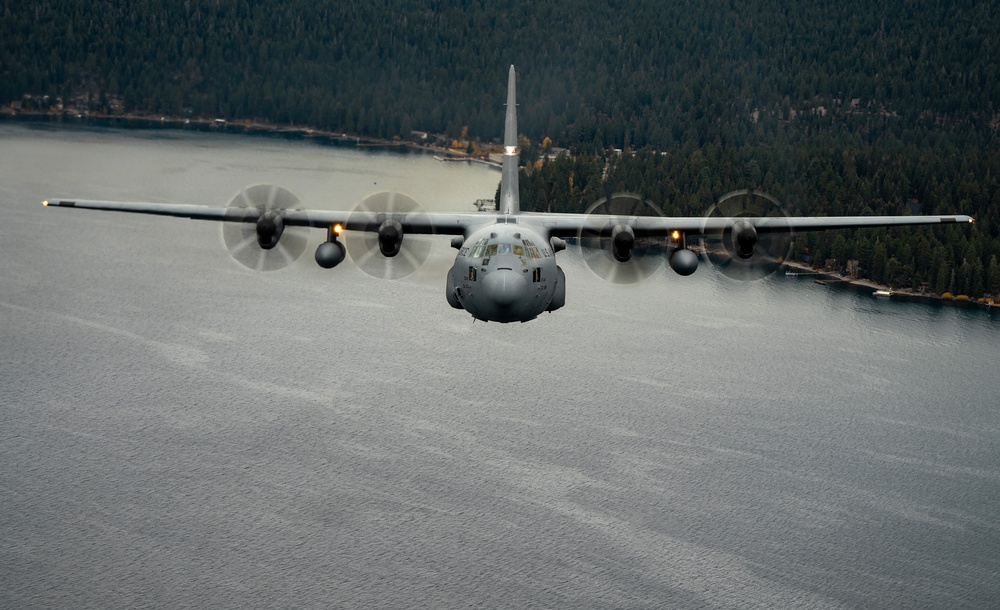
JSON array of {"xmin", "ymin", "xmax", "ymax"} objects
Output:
[{"xmin": 499, "ymin": 65, "xmax": 520, "ymax": 216}]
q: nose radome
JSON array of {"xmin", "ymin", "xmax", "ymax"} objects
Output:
[{"xmin": 483, "ymin": 269, "xmax": 528, "ymax": 307}]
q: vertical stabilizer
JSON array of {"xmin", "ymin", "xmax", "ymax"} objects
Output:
[
  {"xmin": 499, "ymin": 65, "xmax": 520, "ymax": 215},
  {"xmin": 504, "ymin": 65, "xmax": 518, "ymax": 148}
]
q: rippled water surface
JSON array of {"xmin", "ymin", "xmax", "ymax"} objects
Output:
[{"xmin": 2, "ymin": 123, "xmax": 998, "ymax": 609}]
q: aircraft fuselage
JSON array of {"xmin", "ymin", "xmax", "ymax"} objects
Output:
[{"xmin": 448, "ymin": 221, "xmax": 563, "ymax": 323}]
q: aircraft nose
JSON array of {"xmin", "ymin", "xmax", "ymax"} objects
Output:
[{"xmin": 483, "ymin": 269, "xmax": 528, "ymax": 308}]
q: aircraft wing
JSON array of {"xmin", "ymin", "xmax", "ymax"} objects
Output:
[
  {"xmin": 45, "ymin": 199, "xmax": 973, "ymax": 237},
  {"xmin": 527, "ymin": 212, "xmax": 974, "ymax": 238},
  {"xmin": 42, "ymin": 198, "xmax": 479, "ymax": 235}
]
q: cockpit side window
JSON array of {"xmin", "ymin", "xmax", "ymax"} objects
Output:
[{"xmin": 467, "ymin": 239, "xmax": 488, "ymax": 258}]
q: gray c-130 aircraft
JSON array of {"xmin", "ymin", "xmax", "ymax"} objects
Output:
[{"xmin": 44, "ymin": 66, "xmax": 973, "ymax": 323}]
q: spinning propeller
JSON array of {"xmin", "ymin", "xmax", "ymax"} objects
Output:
[
  {"xmin": 701, "ymin": 189, "xmax": 793, "ymax": 280},
  {"xmin": 344, "ymin": 192, "xmax": 432, "ymax": 280},
  {"xmin": 220, "ymin": 184, "xmax": 309, "ymax": 271},
  {"xmin": 578, "ymin": 193, "xmax": 667, "ymax": 284}
]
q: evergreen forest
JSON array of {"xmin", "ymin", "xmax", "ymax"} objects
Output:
[{"xmin": 2, "ymin": 0, "xmax": 998, "ymax": 297}]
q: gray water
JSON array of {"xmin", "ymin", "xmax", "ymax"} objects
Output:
[{"xmin": 2, "ymin": 123, "xmax": 998, "ymax": 609}]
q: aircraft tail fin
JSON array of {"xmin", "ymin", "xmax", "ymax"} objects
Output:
[
  {"xmin": 499, "ymin": 65, "xmax": 520, "ymax": 215},
  {"xmin": 504, "ymin": 65, "xmax": 518, "ymax": 149}
]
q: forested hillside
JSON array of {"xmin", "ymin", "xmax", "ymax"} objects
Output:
[{"xmin": 2, "ymin": 0, "xmax": 997, "ymax": 295}]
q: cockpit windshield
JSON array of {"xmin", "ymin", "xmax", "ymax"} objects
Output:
[{"xmin": 469, "ymin": 238, "xmax": 546, "ymax": 259}]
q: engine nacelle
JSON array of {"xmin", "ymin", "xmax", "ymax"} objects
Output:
[
  {"xmin": 256, "ymin": 213, "xmax": 284, "ymax": 249},
  {"xmin": 378, "ymin": 220, "xmax": 403, "ymax": 257},
  {"xmin": 315, "ymin": 240, "xmax": 346, "ymax": 269},
  {"xmin": 611, "ymin": 224, "xmax": 634, "ymax": 263},
  {"xmin": 731, "ymin": 219, "xmax": 757, "ymax": 259},
  {"xmin": 669, "ymin": 248, "xmax": 699, "ymax": 276}
]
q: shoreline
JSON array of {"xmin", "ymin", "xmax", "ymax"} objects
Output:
[
  {"xmin": 782, "ymin": 260, "xmax": 998, "ymax": 311},
  {"xmin": 0, "ymin": 108, "xmax": 489, "ymax": 162}
]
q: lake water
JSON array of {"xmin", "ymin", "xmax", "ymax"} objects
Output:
[{"xmin": 1, "ymin": 122, "xmax": 998, "ymax": 609}]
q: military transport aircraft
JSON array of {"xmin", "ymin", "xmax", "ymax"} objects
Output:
[{"xmin": 44, "ymin": 66, "xmax": 973, "ymax": 323}]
